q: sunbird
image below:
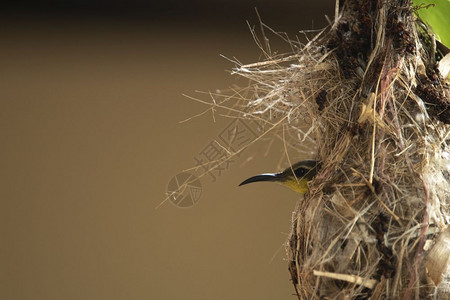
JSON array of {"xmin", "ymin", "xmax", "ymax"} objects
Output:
[{"xmin": 238, "ymin": 160, "xmax": 319, "ymax": 194}]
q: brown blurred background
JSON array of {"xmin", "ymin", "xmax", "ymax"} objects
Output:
[{"xmin": 0, "ymin": 1, "xmax": 332, "ymax": 299}]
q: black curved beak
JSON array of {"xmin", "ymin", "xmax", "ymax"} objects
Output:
[{"xmin": 238, "ymin": 173, "xmax": 285, "ymax": 186}]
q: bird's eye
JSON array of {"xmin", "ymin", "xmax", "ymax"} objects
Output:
[{"xmin": 294, "ymin": 167, "xmax": 307, "ymax": 177}]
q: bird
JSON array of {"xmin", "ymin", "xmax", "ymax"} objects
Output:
[{"xmin": 238, "ymin": 160, "xmax": 319, "ymax": 194}]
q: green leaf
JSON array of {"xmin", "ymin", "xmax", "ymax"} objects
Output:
[{"xmin": 413, "ymin": 0, "xmax": 450, "ymax": 48}]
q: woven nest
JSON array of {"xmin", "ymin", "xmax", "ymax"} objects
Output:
[{"xmin": 227, "ymin": 0, "xmax": 450, "ymax": 298}]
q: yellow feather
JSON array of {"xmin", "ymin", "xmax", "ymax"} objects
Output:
[{"xmin": 281, "ymin": 178, "xmax": 310, "ymax": 194}]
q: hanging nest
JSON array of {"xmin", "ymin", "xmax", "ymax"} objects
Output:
[{"xmin": 227, "ymin": 0, "xmax": 450, "ymax": 298}]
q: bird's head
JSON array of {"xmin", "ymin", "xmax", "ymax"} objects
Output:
[{"xmin": 238, "ymin": 160, "xmax": 319, "ymax": 194}]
